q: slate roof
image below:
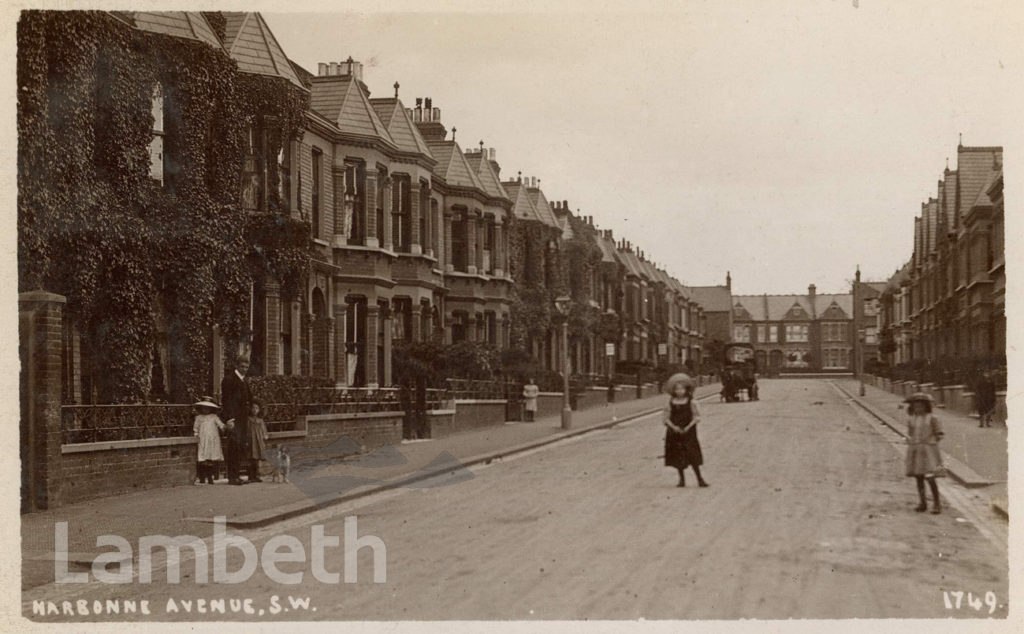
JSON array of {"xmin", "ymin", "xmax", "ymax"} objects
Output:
[
  {"xmin": 615, "ymin": 249, "xmax": 645, "ymax": 279},
  {"xmin": 595, "ymin": 234, "xmax": 618, "ymax": 264},
  {"xmin": 428, "ymin": 141, "xmax": 484, "ymax": 191},
  {"xmin": 669, "ymin": 277, "xmax": 688, "ymax": 299},
  {"xmin": 503, "ymin": 182, "xmax": 544, "ymax": 224},
  {"xmin": 639, "ymin": 259, "xmax": 662, "ymax": 284},
  {"xmin": 222, "ymin": 12, "xmax": 305, "ymax": 90},
  {"xmin": 970, "ymin": 171, "xmax": 997, "ymax": 209},
  {"xmin": 956, "ymin": 146, "xmax": 1002, "ymax": 222},
  {"xmin": 311, "ymin": 76, "xmax": 395, "ymax": 145},
  {"xmin": 939, "ymin": 172, "xmax": 958, "ymax": 230},
  {"xmin": 688, "ymin": 286, "xmax": 733, "ymax": 312},
  {"xmin": 816, "ymin": 295, "xmax": 853, "ymax": 318},
  {"xmin": 126, "ymin": 12, "xmax": 224, "ymax": 50},
  {"xmin": 731, "ymin": 293, "xmax": 852, "ymax": 321},
  {"xmin": 526, "ymin": 188, "xmax": 561, "ymax": 228},
  {"xmin": 924, "ymin": 199, "xmax": 939, "ymax": 252},
  {"xmin": 465, "ymin": 154, "xmax": 509, "ymax": 201},
  {"xmin": 369, "ymin": 98, "xmax": 433, "ymax": 158}
]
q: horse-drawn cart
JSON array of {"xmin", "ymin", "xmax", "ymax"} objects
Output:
[{"xmin": 721, "ymin": 343, "xmax": 759, "ymax": 402}]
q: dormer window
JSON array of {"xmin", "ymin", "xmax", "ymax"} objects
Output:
[{"xmin": 148, "ymin": 84, "xmax": 164, "ymax": 184}]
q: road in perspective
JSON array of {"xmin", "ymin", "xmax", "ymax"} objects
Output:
[{"xmin": 25, "ymin": 379, "xmax": 1007, "ymax": 621}]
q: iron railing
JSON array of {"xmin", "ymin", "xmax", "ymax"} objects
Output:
[
  {"xmin": 61, "ymin": 404, "xmax": 193, "ymax": 444},
  {"xmin": 446, "ymin": 378, "xmax": 516, "ymax": 400}
]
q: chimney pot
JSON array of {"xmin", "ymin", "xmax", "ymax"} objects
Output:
[
  {"xmin": 329, "ymin": 61, "xmax": 339, "ymax": 75},
  {"xmin": 432, "ymin": 107, "xmax": 440, "ymax": 121},
  {"xmin": 318, "ymin": 62, "xmax": 328, "ymax": 76}
]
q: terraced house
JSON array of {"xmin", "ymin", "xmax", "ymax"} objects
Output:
[
  {"xmin": 878, "ymin": 143, "xmax": 1005, "ymax": 373},
  {"xmin": 21, "ymin": 9, "xmax": 710, "ymax": 400},
  {"xmin": 18, "ymin": 9, "xmax": 715, "ymax": 506}
]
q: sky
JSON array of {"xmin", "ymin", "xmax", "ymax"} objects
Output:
[{"xmin": 258, "ymin": 1, "xmax": 1019, "ymax": 295}]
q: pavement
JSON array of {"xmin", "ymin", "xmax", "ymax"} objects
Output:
[
  {"xmin": 833, "ymin": 378, "xmax": 1008, "ymax": 519},
  {"xmin": 21, "ymin": 378, "xmax": 1007, "ymax": 620},
  {"xmin": 21, "ymin": 383, "xmax": 720, "ymax": 591}
]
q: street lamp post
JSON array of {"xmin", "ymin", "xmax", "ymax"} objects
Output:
[
  {"xmin": 857, "ymin": 328, "xmax": 866, "ymax": 396},
  {"xmin": 555, "ymin": 295, "xmax": 572, "ymax": 429}
]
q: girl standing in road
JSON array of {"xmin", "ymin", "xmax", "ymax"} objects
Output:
[
  {"xmin": 193, "ymin": 397, "xmax": 225, "ymax": 484},
  {"xmin": 904, "ymin": 392, "xmax": 944, "ymax": 514},
  {"xmin": 664, "ymin": 373, "xmax": 708, "ymax": 488}
]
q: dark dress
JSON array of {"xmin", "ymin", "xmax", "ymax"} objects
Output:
[{"xmin": 664, "ymin": 399, "xmax": 703, "ymax": 469}]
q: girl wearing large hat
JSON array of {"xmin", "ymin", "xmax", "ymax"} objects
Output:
[
  {"xmin": 904, "ymin": 392, "xmax": 944, "ymax": 514},
  {"xmin": 193, "ymin": 397, "xmax": 225, "ymax": 484},
  {"xmin": 663, "ymin": 373, "xmax": 708, "ymax": 488}
]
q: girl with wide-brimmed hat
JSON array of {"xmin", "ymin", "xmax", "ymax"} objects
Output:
[
  {"xmin": 904, "ymin": 392, "xmax": 944, "ymax": 513},
  {"xmin": 663, "ymin": 373, "xmax": 708, "ymax": 488},
  {"xmin": 193, "ymin": 397, "xmax": 225, "ymax": 484}
]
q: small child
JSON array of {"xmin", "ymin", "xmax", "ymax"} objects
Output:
[
  {"xmin": 663, "ymin": 374, "xmax": 707, "ymax": 488},
  {"xmin": 193, "ymin": 397, "xmax": 225, "ymax": 484},
  {"xmin": 904, "ymin": 392, "xmax": 944, "ymax": 514},
  {"xmin": 247, "ymin": 400, "xmax": 269, "ymax": 483}
]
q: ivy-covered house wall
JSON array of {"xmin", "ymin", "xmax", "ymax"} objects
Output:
[{"xmin": 17, "ymin": 10, "xmax": 311, "ymax": 405}]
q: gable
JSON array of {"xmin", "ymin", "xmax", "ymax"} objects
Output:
[
  {"xmin": 819, "ymin": 301, "xmax": 848, "ymax": 320},
  {"xmin": 783, "ymin": 302, "xmax": 809, "ymax": 320},
  {"xmin": 732, "ymin": 303, "xmax": 752, "ymax": 321}
]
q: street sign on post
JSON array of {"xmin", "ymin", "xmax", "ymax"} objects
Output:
[
  {"xmin": 605, "ymin": 343, "xmax": 615, "ymax": 356},
  {"xmin": 657, "ymin": 343, "xmax": 667, "ymax": 356}
]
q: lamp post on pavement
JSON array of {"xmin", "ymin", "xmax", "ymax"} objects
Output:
[
  {"xmin": 555, "ymin": 295, "xmax": 572, "ymax": 430},
  {"xmin": 858, "ymin": 328, "xmax": 866, "ymax": 396}
]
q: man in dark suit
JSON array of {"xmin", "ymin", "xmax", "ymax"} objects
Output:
[{"xmin": 221, "ymin": 354, "xmax": 252, "ymax": 485}]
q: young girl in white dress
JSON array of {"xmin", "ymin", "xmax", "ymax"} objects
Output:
[{"xmin": 193, "ymin": 397, "xmax": 225, "ymax": 485}]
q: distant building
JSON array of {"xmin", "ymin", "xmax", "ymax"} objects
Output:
[
  {"xmin": 689, "ymin": 273, "xmax": 734, "ymax": 351},
  {"xmin": 731, "ymin": 285, "xmax": 854, "ymax": 374},
  {"xmin": 852, "ymin": 268, "xmax": 888, "ymax": 370}
]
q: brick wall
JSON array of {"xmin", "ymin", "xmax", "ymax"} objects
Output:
[
  {"xmin": 447, "ymin": 401, "xmax": 507, "ymax": 436},
  {"xmin": 279, "ymin": 412, "xmax": 403, "ymax": 453},
  {"xmin": 60, "ymin": 441, "xmax": 195, "ymax": 505},
  {"xmin": 55, "ymin": 411, "xmax": 404, "ymax": 506}
]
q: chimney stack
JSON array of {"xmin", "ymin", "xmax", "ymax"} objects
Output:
[
  {"xmin": 808, "ymin": 284, "xmax": 816, "ymax": 298},
  {"xmin": 318, "ymin": 62, "xmax": 329, "ymax": 75},
  {"xmin": 412, "ymin": 97, "xmax": 447, "ymax": 141},
  {"xmin": 488, "ymin": 148, "xmax": 500, "ymax": 178}
]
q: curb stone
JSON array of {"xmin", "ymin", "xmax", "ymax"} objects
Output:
[
  {"xmin": 227, "ymin": 406, "xmax": 661, "ymax": 528},
  {"xmin": 836, "ymin": 383, "xmax": 994, "ymax": 489}
]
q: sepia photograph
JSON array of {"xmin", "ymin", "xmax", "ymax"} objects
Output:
[{"xmin": 11, "ymin": 0, "xmax": 1020, "ymax": 628}]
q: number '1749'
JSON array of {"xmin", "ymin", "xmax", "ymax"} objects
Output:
[{"xmin": 943, "ymin": 590, "xmax": 998, "ymax": 614}]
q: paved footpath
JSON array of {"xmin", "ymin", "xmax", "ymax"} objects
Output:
[
  {"xmin": 21, "ymin": 384, "xmax": 719, "ymax": 590},
  {"xmin": 834, "ymin": 379, "xmax": 1007, "ymax": 517}
]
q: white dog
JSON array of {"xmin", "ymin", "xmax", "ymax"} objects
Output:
[{"xmin": 270, "ymin": 446, "xmax": 291, "ymax": 483}]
